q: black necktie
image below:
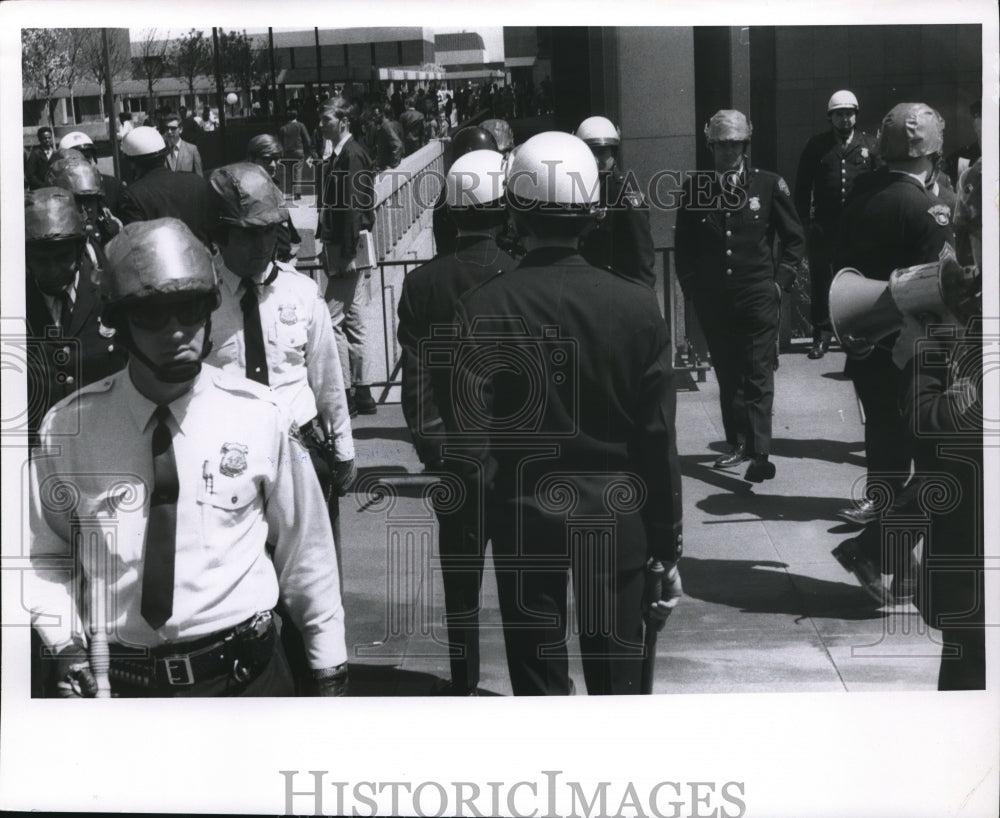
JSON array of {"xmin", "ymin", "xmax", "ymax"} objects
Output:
[
  {"xmin": 140, "ymin": 405, "xmax": 179, "ymax": 630},
  {"xmin": 240, "ymin": 281, "xmax": 269, "ymax": 385},
  {"xmin": 57, "ymin": 290, "xmax": 73, "ymax": 331}
]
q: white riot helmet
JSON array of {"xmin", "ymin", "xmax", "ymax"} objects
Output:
[
  {"xmin": 59, "ymin": 131, "xmax": 95, "ymax": 152},
  {"xmin": 575, "ymin": 115, "xmax": 620, "ymax": 148},
  {"xmin": 121, "ymin": 126, "xmax": 168, "ymax": 159},
  {"xmin": 446, "ymin": 150, "xmax": 506, "ymax": 209},
  {"xmin": 506, "ymin": 131, "xmax": 599, "ymax": 211},
  {"xmin": 827, "ymin": 90, "xmax": 860, "ymax": 113}
]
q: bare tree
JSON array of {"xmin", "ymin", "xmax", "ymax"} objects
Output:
[
  {"xmin": 133, "ymin": 28, "xmax": 172, "ymax": 118},
  {"xmin": 80, "ymin": 29, "xmax": 132, "ymax": 120},
  {"xmin": 21, "ymin": 28, "xmax": 72, "ymax": 127},
  {"xmin": 61, "ymin": 29, "xmax": 93, "ymax": 125},
  {"xmin": 218, "ymin": 29, "xmax": 268, "ymax": 114},
  {"xmin": 172, "ymin": 29, "xmax": 211, "ymax": 109}
]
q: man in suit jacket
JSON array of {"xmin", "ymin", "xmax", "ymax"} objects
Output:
[
  {"xmin": 119, "ymin": 126, "xmax": 216, "ymax": 247},
  {"xmin": 24, "ymin": 187, "xmax": 127, "ymax": 442},
  {"xmin": 24, "ymin": 127, "xmax": 56, "ymax": 190},
  {"xmin": 317, "ymin": 97, "xmax": 377, "ymax": 415},
  {"xmin": 163, "ymin": 112, "xmax": 204, "ymax": 175}
]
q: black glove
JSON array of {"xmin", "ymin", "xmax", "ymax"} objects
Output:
[
  {"xmin": 313, "ymin": 662, "xmax": 349, "ymax": 697},
  {"xmin": 52, "ymin": 645, "xmax": 99, "ymax": 698},
  {"xmin": 331, "ymin": 459, "xmax": 357, "ymax": 496}
]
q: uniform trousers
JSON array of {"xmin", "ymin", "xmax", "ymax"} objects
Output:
[
  {"xmin": 490, "ymin": 506, "xmax": 646, "ymax": 695},
  {"xmin": 323, "ymin": 257, "xmax": 371, "ymax": 390},
  {"xmin": 692, "ymin": 280, "xmax": 779, "ymax": 456},
  {"xmin": 846, "ymin": 346, "xmax": 912, "ymax": 492},
  {"xmin": 846, "ymin": 345, "xmax": 914, "ymax": 574},
  {"xmin": 806, "ymin": 222, "xmax": 836, "ymax": 339},
  {"xmin": 434, "ymin": 470, "xmax": 489, "ymax": 691}
]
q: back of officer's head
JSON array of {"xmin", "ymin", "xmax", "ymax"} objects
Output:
[
  {"xmin": 505, "ymin": 131, "xmax": 600, "ymax": 240},
  {"xmin": 446, "ymin": 150, "xmax": 507, "ymax": 232}
]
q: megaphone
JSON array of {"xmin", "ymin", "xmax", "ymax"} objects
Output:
[{"xmin": 829, "ymin": 252, "xmax": 974, "ymax": 357}]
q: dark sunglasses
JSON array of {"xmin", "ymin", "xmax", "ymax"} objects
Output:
[{"xmin": 127, "ymin": 298, "xmax": 211, "ymax": 331}]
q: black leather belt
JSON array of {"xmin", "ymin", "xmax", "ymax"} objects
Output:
[{"xmin": 109, "ymin": 611, "xmax": 275, "ymax": 689}]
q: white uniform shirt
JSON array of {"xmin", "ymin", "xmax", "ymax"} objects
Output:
[
  {"xmin": 208, "ymin": 258, "xmax": 354, "ymax": 461},
  {"xmin": 28, "ymin": 364, "xmax": 347, "ymax": 669}
]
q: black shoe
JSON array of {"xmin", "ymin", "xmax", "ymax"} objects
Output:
[
  {"xmin": 807, "ymin": 339, "xmax": 829, "ymax": 360},
  {"xmin": 837, "ymin": 498, "xmax": 880, "ymax": 527},
  {"xmin": 354, "ymin": 385, "xmax": 377, "ymax": 415},
  {"xmin": 714, "ymin": 443, "xmax": 749, "ymax": 469},
  {"xmin": 832, "ymin": 540, "xmax": 888, "ymax": 604},
  {"xmin": 347, "ymin": 391, "xmax": 359, "ymax": 418},
  {"xmin": 744, "ymin": 455, "xmax": 776, "ymax": 483}
]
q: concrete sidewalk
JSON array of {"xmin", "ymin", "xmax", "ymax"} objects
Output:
[{"xmin": 334, "ymin": 339, "xmax": 941, "ymax": 696}]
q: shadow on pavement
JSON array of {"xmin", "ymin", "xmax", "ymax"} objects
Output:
[
  {"xmin": 696, "ymin": 491, "xmax": 858, "ymax": 523},
  {"xmin": 351, "ymin": 425, "xmax": 416, "ymax": 444},
  {"xmin": 680, "ymin": 557, "xmax": 883, "ymax": 620},
  {"xmin": 769, "ymin": 437, "xmax": 865, "ymax": 465}
]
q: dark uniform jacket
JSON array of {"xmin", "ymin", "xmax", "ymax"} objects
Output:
[
  {"xmin": 794, "ymin": 129, "xmax": 879, "ymax": 225},
  {"xmin": 25, "ymin": 257, "xmax": 128, "ymax": 440},
  {"xmin": 100, "ymin": 173, "xmax": 126, "ymax": 218},
  {"xmin": 318, "ymin": 136, "xmax": 376, "ymax": 267},
  {"xmin": 119, "ymin": 166, "xmax": 216, "ymax": 248},
  {"xmin": 580, "ymin": 169, "xmax": 656, "ymax": 288},
  {"xmin": 675, "ymin": 165, "xmax": 805, "ymax": 296},
  {"xmin": 457, "ymin": 247, "xmax": 683, "ymax": 569},
  {"xmin": 833, "ymin": 168, "xmax": 955, "ymax": 282},
  {"xmin": 398, "ymin": 235, "xmax": 517, "ymax": 466}
]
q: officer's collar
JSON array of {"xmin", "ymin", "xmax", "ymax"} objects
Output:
[
  {"xmin": 717, "ymin": 159, "xmax": 748, "ymax": 188},
  {"xmin": 518, "ymin": 245, "xmax": 584, "ymax": 266},
  {"xmin": 123, "ymin": 363, "xmax": 211, "ymax": 436},
  {"xmin": 217, "ymin": 258, "xmax": 278, "ymax": 293}
]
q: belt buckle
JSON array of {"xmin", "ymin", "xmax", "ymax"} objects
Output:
[{"xmin": 162, "ymin": 655, "xmax": 195, "ymax": 686}]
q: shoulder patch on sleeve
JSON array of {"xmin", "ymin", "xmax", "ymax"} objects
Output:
[
  {"xmin": 777, "ymin": 177, "xmax": 791, "ymax": 197},
  {"xmin": 927, "ymin": 203, "xmax": 952, "ymax": 226}
]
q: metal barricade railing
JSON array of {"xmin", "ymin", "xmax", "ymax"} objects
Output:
[{"xmin": 657, "ymin": 245, "xmax": 712, "ymax": 381}]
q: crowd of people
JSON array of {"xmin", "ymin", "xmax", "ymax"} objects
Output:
[{"xmin": 21, "ymin": 81, "xmax": 984, "ymax": 696}]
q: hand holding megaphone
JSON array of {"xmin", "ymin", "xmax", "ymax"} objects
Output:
[{"xmin": 830, "ymin": 249, "xmax": 980, "ymax": 359}]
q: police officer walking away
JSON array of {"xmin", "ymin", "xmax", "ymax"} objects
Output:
[
  {"xmin": 794, "ymin": 90, "xmax": 879, "ymax": 359},
  {"xmin": 576, "ymin": 115, "xmax": 657, "ymax": 288},
  {"xmin": 458, "ymin": 132, "xmax": 683, "ymax": 695},
  {"xmin": 28, "ymin": 218, "xmax": 348, "ymax": 697},
  {"xmin": 830, "ymin": 103, "xmax": 955, "ymax": 602},
  {"xmin": 675, "ymin": 110, "xmax": 805, "ymax": 482},
  {"xmin": 397, "ymin": 149, "xmax": 518, "ymax": 695},
  {"xmin": 119, "ymin": 126, "xmax": 216, "ymax": 248}
]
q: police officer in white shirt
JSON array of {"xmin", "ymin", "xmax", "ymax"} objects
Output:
[
  {"xmin": 29, "ymin": 217, "xmax": 348, "ymax": 697},
  {"xmin": 206, "ymin": 163, "xmax": 356, "ymax": 693}
]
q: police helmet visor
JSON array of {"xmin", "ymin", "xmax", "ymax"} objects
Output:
[{"xmin": 126, "ymin": 293, "xmax": 214, "ymax": 332}]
